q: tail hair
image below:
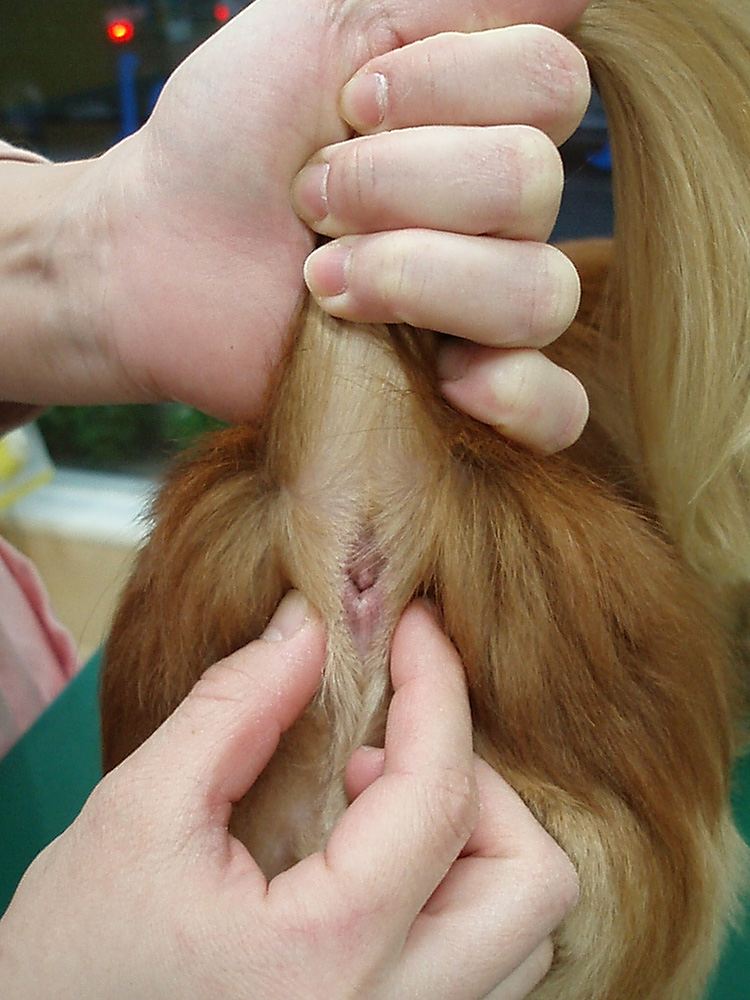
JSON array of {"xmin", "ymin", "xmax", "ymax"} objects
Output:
[{"xmin": 572, "ymin": 0, "xmax": 750, "ymax": 586}]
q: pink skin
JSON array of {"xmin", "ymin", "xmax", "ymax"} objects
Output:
[{"xmin": 342, "ymin": 537, "xmax": 386, "ymax": 657}]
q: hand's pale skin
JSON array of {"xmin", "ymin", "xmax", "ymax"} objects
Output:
[
  {"xmin": 0, "ymin": 0, "xmax": 590, "ymax": 451},
  {"xmin": 0, "ymin": 596, "xmax": 578, "ymax": 1000}
]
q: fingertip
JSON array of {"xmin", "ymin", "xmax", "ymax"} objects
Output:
[
  {"xmin": 261, "ymin": 590, "xmax": 317, "ymax": 642},
  {"xmin": 540, "ymin": 245, "xmax": 582, "ymax": 346},
  {"xmin": 148, "ymin": 593, "xmax": 327, "ymax": 808},
  {"xmin": 519, "ymin": 25, "xmax": 592, "ymax": 146},
  {"xmin": 390, "ymin": 599, "xmax": 466, "ymax": 697},
  {"xmin": 392, "ymin": 597, "xmax": 443, "ymax": 650},
  {"xmin": 567, "ymin": 42, "xmax": 593, "ymax": 138},
  {"xmin": 541, "ymin": 368, "xmax": 589, "ymax": 454}
]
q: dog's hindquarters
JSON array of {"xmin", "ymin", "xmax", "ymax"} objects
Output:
[{"xmin": 103, "ymin": 302, "xmax": 743, "ymax": 999}]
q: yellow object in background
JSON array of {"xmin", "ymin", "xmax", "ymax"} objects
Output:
[
  {"xmin": 0, "ymin": 426, "xmax": 54, "ymax": 513},
  {"xmin": 0, "ymin": 435, "xmax": 24, "ymax": 480}
]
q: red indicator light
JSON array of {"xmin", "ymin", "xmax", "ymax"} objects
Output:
[
  {"xmin": 214, "ymin": 4, "xmax": 231, "ymax": 22},
  {"xmin": 107, "ymin": 19, "xmax": 135, "ymax": 44}
]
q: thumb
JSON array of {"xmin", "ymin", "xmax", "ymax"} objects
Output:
[{"xmin": 127, "ymin": 592, "xmax": 326, "ymax": 824}]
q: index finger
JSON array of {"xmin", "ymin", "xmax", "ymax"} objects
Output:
[
  {"xmin": 319, "ymin": 601, "xmax": 479, "ymax": 925},
  {"xmin": 340, "ymin": 26, "xmax": 590, "ymax": 142}
]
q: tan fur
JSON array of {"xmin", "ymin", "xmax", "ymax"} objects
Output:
[
  {"xmin": 101, "ymin": 1, "xmax": 750, "ymax": 997},
  {"xmin": 569, "ymin": 0, "xmax": 750, "ymax": 590}
]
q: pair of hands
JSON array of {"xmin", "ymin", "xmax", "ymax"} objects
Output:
[
  {"xmin": 2, "ymin": 0, "xmax": 589, "ymax": 994},
  {"xmin": 0, "ymin": 598, "xmax": 578, "ymax": 999},
  {"xmin": 6, "ymin": 0, "xmax": 591, "ymax": 452}
]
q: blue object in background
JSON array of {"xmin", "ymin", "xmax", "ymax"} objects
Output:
[
  {"xmin": 587, "ymin": 142, "xmax": 612, "ymax": 172},
  {"xmin": 117, "ymin": 50, "xmax": 140, "ymax": 139}
]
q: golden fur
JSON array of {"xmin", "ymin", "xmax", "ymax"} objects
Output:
[{"xmin": 101, "ymin": 1, "xmax": 750, "ymax": 996}]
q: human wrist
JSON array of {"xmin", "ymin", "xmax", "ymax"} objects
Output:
[{"xmin": 0, "ymin": 155, "xmax": 132, "ymax": 408}]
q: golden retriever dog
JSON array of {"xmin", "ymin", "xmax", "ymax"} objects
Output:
[{"xmin": 101, "ymin": 1, "xmax": 750, "ymax": 996}]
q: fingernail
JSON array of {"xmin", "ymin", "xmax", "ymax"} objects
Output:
[
  {"xmin": 304, "ymin": 243, "xmax": 351, "ymax": 300},
  {"xmin": 340, "ymin": 72, "xmax": 388, "ymax": 131},
  {"xmin": 292, "ymin": 161, "xmax": 330, "ymax": 224},
  {"xmin": 262, "ymin": 591, "xmax": 311, "ymax": 642},
  {"xmin": 436, "ymin": 340, "xmax": 471, "ymax": 382}
]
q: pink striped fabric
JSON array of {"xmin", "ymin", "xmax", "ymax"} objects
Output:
[{"xmin": 0, "ymin": 536, "xmax": 79, "ymax": 759}]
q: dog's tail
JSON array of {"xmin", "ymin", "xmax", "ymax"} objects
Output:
[{"xmin": 570, "ymin": 0, "xmax": 750, "ymax": 588}]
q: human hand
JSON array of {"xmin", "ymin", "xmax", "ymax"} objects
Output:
[
  {"xmin": 3, "ymin": 0, "xmax": 590, "ymax": 443},
  {"xmin": 295, "ymin": 23, "xmax": 592, "ymax": 452},
  {"xmin": 0, "ymin": 595, "xmax": 577, "ymax": 999}
]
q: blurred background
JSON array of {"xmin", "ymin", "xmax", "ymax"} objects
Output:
[{"xmin": 3, "ymin": 2, "xmax": 246, "ymax": 158}]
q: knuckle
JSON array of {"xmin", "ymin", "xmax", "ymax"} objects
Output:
[
  {"xmin": 374, "ymin": 237, "xmax": 425, "ymax": 319},
  {"xmin": 530, "ymin": 834, "xmax": 581, "ymax": 924},
  {"xmin": 189, "ymin": 656, "xmax": 248, "ymax": 709},
  {"xmin": 492, "ymin": 352, "xmax": 535, "ymax": 424},
  {"xmin": 339, "ymin": 137, "xmax": 380, "ymax": 218},
  {"xmin": 535, "ymin": 246, "xmax": 581, "ymax": 339},
  {"xmin": 546, "ymin": 370, "xmax": 589, "ymax": 454},
  {"xmin": 281, "ymin": 885, "xmax": 383, "ymax": 975},
  {"xmin": 523, "ymin": 26, "xmax": 592, "ymax": 125},
  {"xmin": 551, "ymin": 858, "xmax": 580, "ymax": 922},
  {"xmin": 513, "ymin": 124, "xmax": 559, "ymax": 163},
  {"xmin": 321, "ymin": 900, "xmax": 374, "ymax": 952},
  {"xmin": 81, "ymin": 764, "xmax": 151, "ymax": 848},
  {"xmin": 485, "ymin": 128, "xmax": 563, "ymax": 238},
  {"xmin": 553, "ymin": 38, "xmax": 593, "ymax": 117},
  {"xmin": 507, "ymin": 245, "xmax": 579, "ymax": 346},
  {"xmin": 424, "ymin": 765, "xmax": 480, "ymax": 846},
  {"xmin": 518, "ymin": 127, "xmax": 564, "ymax": 188},
  {"xmin": 512, "ymin": 127, "xmax": 565, "ymax": 223},
  {"xmin": 85, "ymin": 766, "xmax": 130, "ymax": 821}
]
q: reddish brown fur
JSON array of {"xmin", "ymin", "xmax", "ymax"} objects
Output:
[
  {"xmin": 102, "ymin": 295, "xmax": 744, "ymax": 999},
  {"xmin": 101, "ymin": 1, "xmax": 750, "ymax": 996}
]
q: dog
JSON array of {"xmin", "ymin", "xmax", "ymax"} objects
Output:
[{"xmin": 100, "ymin": 1, "xmax": 750, "ymax": 996}]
